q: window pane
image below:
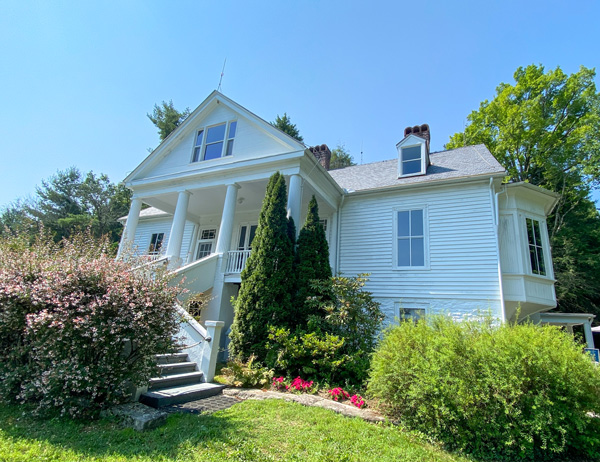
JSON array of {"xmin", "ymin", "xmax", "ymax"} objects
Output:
[
  {"xmin": 398, "ymin": 238, "xmax": 410, "ymax": 266},
  {"xmin": 192, "ymin": 147, "xmax": 201, "ymax": 162},
  {"xmin": 249, "ymin": 225, "xmax": 257, "ymax": 248},
  {"xmin": 197, "ymin": 243, "xmax": 212, "ymax": 259},
  {"xmin": 397, "ymin": 211, "xmax": 409, "ymax": 237},
  {"xmin": 195, "ymin": 130, "xmax": 204, "ymax": 147},
  {"xmin": 533, "ymin": 220, "xmax": 542, "ymax": 245},
  {"xmin": 238, "ymin": 226, "xmax": 247, "ymax": 250},
  {"xmin": 206, "ymin": 124, "xmax": 226, "ymax": 143},
  {"xmin": 526, "ymin": 219, "xmax": 535, "ymax": 246},
  {"xmin": 529, "ymin": 246, "xmax": 539, "ymax": 274},
  {"xmin": 204, "ymin": 142, "xmax": 223, "ymax": 160},
  {"xmin": 537, "ymin": 246, "xmax": 546, "ymax": 275},
  {"xmin": 226, "ymin": 139, "xmax": 234, "ymax": 156},
  {"xmin": 411, "ymin": 237, "xmax": 425, "ymax": 266},
  {"xmin": 403, "ymin": 159, "xmax": 421, "ymax": 175},
  {"xmin": 228, "ymin": 121, "xmax": 237, "ymax": 138},
  {"xmin": 403, "ymin": 146, "xmax": 421, "ymax": 161},
  {"xmin": 411, "ymin": 209, "xmax": 423, "ymax": 236}
]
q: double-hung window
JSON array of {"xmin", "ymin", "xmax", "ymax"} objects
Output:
[
  {"xmin": 192, "ymin": 120, "xmax": 237, "ymax": 162},
  {"xmin": 400, "ymin": 145, "xmax": 423, "ymax": 175},
  {"xmin": 396, "ymin": 208, "xmax": 426, "ymax": 268},
  {"xmin": 526, "ymin": 218, "xmax": 546, "ymax": 276},
  {"xmin": 149, "ymin": 233, "xmax": 164, "ymax": 255}
]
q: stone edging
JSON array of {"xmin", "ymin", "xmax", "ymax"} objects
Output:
[{"xmin": 223, "ymin": 388, "xmax": 386, "ymax": 423}]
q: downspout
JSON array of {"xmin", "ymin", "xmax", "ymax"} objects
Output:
[
  {"xmin": 336, "ymin": 194, "xmax": 346, "ymax": 274},
  {"xmin": 490, "ymin": 177, "xmax": 506, "ymax": 323}
]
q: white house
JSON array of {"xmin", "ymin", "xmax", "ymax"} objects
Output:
[{"xmin": 117, "ymin": 91, "xmax": 595, "ymax": 392}]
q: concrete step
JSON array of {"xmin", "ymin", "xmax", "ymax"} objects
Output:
[
  {"xmin": 149, "ymin": 371, "xmax": 205, "ymax": 390},
  {"xmin": 155, "ymin": 353, "xmax": 189, "ymax": 365},
  {"xmin": 140, "ymin": 383, "xmax": 227, "ymax": 408},
  {"xmin": 157, "ymin": 361, "xmax": 197, "ymax": 376}
]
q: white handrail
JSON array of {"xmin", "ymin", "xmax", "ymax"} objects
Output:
[{"xmin": 225, "ymin": 250, "xmax": 251, "ymax": 274}]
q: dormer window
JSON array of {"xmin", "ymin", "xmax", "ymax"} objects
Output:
[
  {"xmin": 192, "ymin": 120, "xmax": 237, "ymax": 162},
  {"xmin": 397, "ymin": 124, "xmax": 430, "ymax": 178},
  {"xmin": 401, "ymin": 145, "xmax": 423, "ymax": 175}
]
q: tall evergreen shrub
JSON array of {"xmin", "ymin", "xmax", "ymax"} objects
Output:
[
  {"xmin": 229, "ymin": 172, "xmax": 295, "ymax": 361},
  {"xmin": 295, "ymin": 195, "xmax": 332, "ymax": 322}
]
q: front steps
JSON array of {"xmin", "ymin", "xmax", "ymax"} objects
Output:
[{"xmin": 140, "ymin": 353, "xmax": 225, "ymax": 408}]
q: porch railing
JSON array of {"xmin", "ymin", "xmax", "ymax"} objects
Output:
[{"xmin": 225, "ymin": 250, "xmax": 252, "ymax": 274}]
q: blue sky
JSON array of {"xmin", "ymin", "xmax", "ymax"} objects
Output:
[{"xmin": 1, "ymin": 0, "xmax": 599, "ymax": 208}]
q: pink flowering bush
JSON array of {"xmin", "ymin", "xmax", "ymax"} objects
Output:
[
  {"xmin": 287, "ymin": 376, "xmax": 314, "ymax": 393},
  {"xmin": 271, "ymin": 376, "xmax": 286, "ymax": 391},
  {"xmin": 0, "ymin": 231, "xmax": 180, "ymax": 418},
  {"xmin": 350, "ymin": 394, "xmax": 365, "ymax": 409}
]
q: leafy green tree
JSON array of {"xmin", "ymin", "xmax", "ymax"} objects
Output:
[
  {"xmin": 229, "ymin": 172, "xmax": 295, "ymax": 361},
  {"xmin": 147, "ymin": 100, "xmax": 191, "ymax": 141},
  {"xmin": 271, "ymin": 113, "xmax": 304, "ymax": 143},
  {"xmin": 330, "ymin": 144, "xmax": 356, "ymax": 170},
  {"xmin": 0, "ymin": 200, "xmax": 36, "ymax": 237},
  {"xmin": 446, "ymin": 64, "xmax": 600, "ymax": 316},
  {"xmin": 295, "ymin": 196, "xmax": 332, "ymax": 322}
]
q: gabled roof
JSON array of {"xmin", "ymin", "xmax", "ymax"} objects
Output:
[
  {"xmin": 124, "ymin": 91, "xmax": 306, "ymax": 183},
  {"xmin": 328, "ymin": 144, "xmax": 505, "ymax": 192}
]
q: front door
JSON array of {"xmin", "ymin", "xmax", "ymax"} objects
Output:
[{"xmin": 237, "ymin": 224, "xmax": 258, "ymax": 250}]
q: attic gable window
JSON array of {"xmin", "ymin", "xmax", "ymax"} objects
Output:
[{"xmin": 192, "ymin": 120, "xmax": 237, "ymax": 162}]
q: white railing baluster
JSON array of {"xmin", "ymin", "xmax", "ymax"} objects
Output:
[{"xmin": 225, "ymin": 250, "xmax": 252, "ymax": 274}]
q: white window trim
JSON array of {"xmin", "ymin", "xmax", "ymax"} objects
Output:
[
  {"xmin": 398, "ymin": 142, "xmax": 427, "ymax": 177},
  {"xmin": 393, "ymin": 205, "xmax": 430, "ymax": 270},
  {"xmin": 195, "ymin": 226, "xmax": 218, "ymax": 260},
  {"xmin": 394, "ymin": 301, "xmax": 429, "ymax": 322},
  {"xmin": 521, "ymin": 213, "xmax": 552, "ymax": 279},
  {"xmin": 190, "ymin": 120, "xmax": 237, "ymax": 163},
  {"xmin": 236, "ymin": 222, "xmax": 259, "ymax": 251}
]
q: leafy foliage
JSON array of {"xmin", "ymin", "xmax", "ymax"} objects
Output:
[
  {"xmin": 229, "ymin": 172, "xmax": 295, "ymax": 361},
  {"xmin": 271, "ymin": 113, "xmax": 304, "ymax": 143},
  {"xmin": 294, "ymin": 195, "xmax": 332, "ymax": 322},
  {"xmin": 147, "ymin": 100, "xmax": 191, "ymax": 141},
  {"xmin": 267, "ymin": 275, "xmax": 383, "ymax": 386},
  {"xmin": 220, "ymin": 355, "xmax": 273, "ymax": 388},
  {"xmin": 368, "ymin": 315, "xmax": 600, "ymax": 460},
  {"xmin": 446, "ymin": 64, "xmax": 600, "ymax": 316},
  {"xmin": 329, "ymin": 144, "xmax": 356, "ymax": 170},
  {"xmin": 0, "ymin": 231, "xmax": 180, "ymax": 418}
]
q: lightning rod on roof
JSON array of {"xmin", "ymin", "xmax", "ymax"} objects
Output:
[
  {"xmin": 217, "ymin": 58, "xmax": 227, "ymax": 92},
  {"xmin": 360, "ymin": 141, "xmax": 364, "ymax": 165}
]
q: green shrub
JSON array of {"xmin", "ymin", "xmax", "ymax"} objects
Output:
[
  {"xmin": 266, "ymin": 274, "xmax": 383, "ymax": 386},
  {"xmin": 367, "ymin": 314, "xmax": 600, "ymax": 460},
  {"xmin": 221, "ymin": 355, "xmax": 273, "ymax": 388},
  {"xmin": 0, "ymin": 231, "xmax": 180, "ymax": 418}
]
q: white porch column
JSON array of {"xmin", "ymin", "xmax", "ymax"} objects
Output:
[
  {"xmin": 215, "ymin": 183, "xmax": 240, "ymax": 254},
  {"xmin": 118, "ymin": 197, "xmax": 143, "ymax": 257},
  {"xmin": 287, "ymin": 174, "xmax": 302, "ymax": 232},
  {"xmin": 583, "ymin": 319, "xmax": 595, "ymax": 349},
  {"xmin": 166, "ymin": 190, "xmax": 191, "ymax": 265}
]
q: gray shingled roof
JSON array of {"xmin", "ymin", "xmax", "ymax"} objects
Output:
[{"xmin": 328, "ymin": 144, "xmax": 505, "ymax": 192}]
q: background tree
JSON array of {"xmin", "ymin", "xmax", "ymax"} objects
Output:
[
  {"xmin": 446, "ymin": 64, "xmax": 600, "ymax": 316},
  {"xmin": 271, "ymin": 113, "xmax": 304, "ymax": 143},
  {"xmin": 229, "ymin": 172, "xmax": 295, "ymax": 361},
  {"xmin": 294, "ymin": 195, "xmax": 332, "ymax": 322},
  {"xmin": 147, "ymin": 100, "xmax": 191, "ymax": 141},
  {"xmin": 329, "ymin": 144, "xmax": 356, "ymax": 170}
]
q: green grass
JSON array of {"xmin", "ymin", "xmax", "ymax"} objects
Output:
[{"xmin": 0, "ymin": 399, "xmax": 469, "ymax": 462}]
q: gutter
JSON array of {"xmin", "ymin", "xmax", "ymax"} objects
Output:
[{"xmin": 490, "ymin": 177, "xmax": 507, "ymax": 323}]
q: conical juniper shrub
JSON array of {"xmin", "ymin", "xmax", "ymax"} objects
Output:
[
  {"xmin": 294, "ymin": 195, "xmax": 333, "ymax": 324},
  {"xmin": 229, "ymin": 172, "xmax": 295, "ymax": 361},
  {"xmin": 367, "ymin": 314, "xmax": 600, "ymax": 460}
]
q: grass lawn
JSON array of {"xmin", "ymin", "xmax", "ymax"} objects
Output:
[{"xmin": 0, "ymin": 399, "xmax": 469, "ymax": 462}]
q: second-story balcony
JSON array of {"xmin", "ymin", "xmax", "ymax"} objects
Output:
[{"xmin": 225, "ymin": 249, "xmax": 252, "ymax": 274}]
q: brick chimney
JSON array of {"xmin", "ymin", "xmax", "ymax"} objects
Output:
[
  {"xmin": 404, "ymin": 124, "xmax": 430, "ymax": 153},
  {"xmin": 309, "ymin": 144, "xmax": 332, "ymax": 170}
]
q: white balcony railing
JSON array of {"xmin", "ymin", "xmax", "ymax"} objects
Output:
[{"xmin": 225, "ymin": 250, "xmax": 252, "ymax": 274}]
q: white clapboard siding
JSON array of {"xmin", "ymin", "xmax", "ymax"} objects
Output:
[
  {"xmin": 338, "ymin": 180, "xmax": 502, "ymax": 320},
  {"xmin": 133, "ymin": 217, "xmax": 194, "ymax": 262},
  {"xmin": 142, "ymin": 105, "xmax": 292, "ymax": 179}
]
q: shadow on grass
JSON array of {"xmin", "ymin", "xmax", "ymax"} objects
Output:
[{"xmin": 0, "ymin": 402, "xmax": 249, "ymax": 461}]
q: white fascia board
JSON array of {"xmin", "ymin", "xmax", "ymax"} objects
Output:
[
  {"xmin": 125, "ymin": 91, "xmax": 305, "ymax": 183},
  {"xmin": 126, "ymin": 150, "xmax": 305, "ymax": 190},
  {"xmin": 344, "ymin": 172, "xmax": 506, "ymax": 198},
  {"xmin": 505, "ymin": 182, "xmax": 560, "ymax": 215},
  {"xmin": 395, "ymin": 133, "xmax": 426, "ymax": 148}
]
